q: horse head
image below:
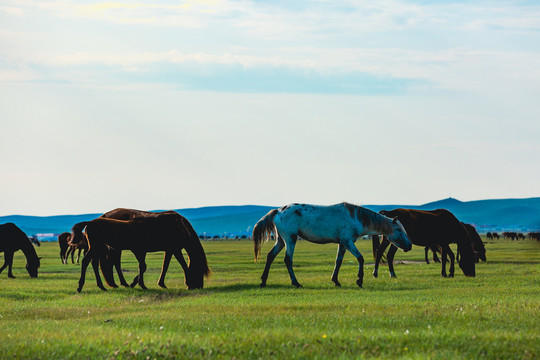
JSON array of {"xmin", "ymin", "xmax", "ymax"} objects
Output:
[
  {"xmin": 26, "ymin": 256, "xmax": 41, "ymax": 278},
  {"xmin": 386, "ymin": 217, "xmax": 412, "ymax": 252}
]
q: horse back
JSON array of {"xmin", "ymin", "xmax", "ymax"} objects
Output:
[{"xmin": 0, "ymin": 222, "xmax": 29, "ymax": 252}]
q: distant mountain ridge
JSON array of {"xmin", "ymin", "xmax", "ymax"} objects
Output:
[{"xmin": 2, "ymin": 197, "xmax": 539, "ymax": 240}]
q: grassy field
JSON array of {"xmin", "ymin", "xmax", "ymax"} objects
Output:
[{"xmin": 0, "ymin": 237, "xmax": 538, "ymax": 359}]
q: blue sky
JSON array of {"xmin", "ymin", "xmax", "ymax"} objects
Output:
[{"xmin": 0, "ymin": 0, "xmax": 539, "ymax": 215}]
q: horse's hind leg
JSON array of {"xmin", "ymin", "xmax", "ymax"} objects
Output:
[
  {"xmin": 92, "ymin": 255, "xmax": 107, "ymax": 291},
  {"xmin": 373, "ymin": 236, "xmax": 390, "ymax": 278},
  {"xmin": 424, "ymin": 247, "xmax": 430, "ymax": 264},
  {"xmin": 77, "ymin": 250, "xmax": 93, "ymax": 292},
  {"xmin": 0, "ymin": 252, "xmax": 15, "ymax": 278},
  {"xmin": 283, "ymin": 234, "xmax": 302, "ymax": 288},
  {"xmin": 440, "ymin": 245, "xmax": 455, "ymax": 277},
  {"xmin": 343, "ymin": 240, "xmax": 364, "ymax": 287},
  {"xmin": 76, "ymin": 248, "xmax": 82, "ymax": 264},
  {"xmin": 132, "ymin": 252, "xmax": 148, "ymax": 290},
  {"xmin": 260, "ymin": 237, "xmax": 285, "ymax": 287},
  {"xmin": 113, "ymin": 251, "xmax": 129, "ymax": 287},
  {"xmin": 158, "ymin": 252, "xmax": 173, "ymax": 288},
  {"xmin": 387, "ymin": 245, "xmax": 398, "ymax": 278},
  {"xmin": 331, "ymin": 244, "xmax": 346, "ymax": 287}
]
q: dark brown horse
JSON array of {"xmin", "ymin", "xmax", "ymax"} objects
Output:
[
  {"xmin": 76, "ymin": 210, "xmax": 210, "ymax": 292},
  {"xmin": 492, "ymin": 232, "xmax": 500, "ymax": 240},
  {"xmin": 0, "ymin": 223, "xmax": 41, "ymax": 278},
  {"xmin": 461, "ymin": 223, "xmax": 486, "ymax": 263},
  {"xmin": 72, "ymin": 209, "xmax": 208, "ymax": 289},
  {"xmin": 372, "ymin": 209, "xmax": 476, "ymax": 278},
  {"xmin": 58, "ymin": 232, "xmax": 70, "ymax": 264}
]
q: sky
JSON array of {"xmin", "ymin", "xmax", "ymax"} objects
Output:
[{"xmin": 0, "ymin": 0, "xmax": 539, "ymax": 216}]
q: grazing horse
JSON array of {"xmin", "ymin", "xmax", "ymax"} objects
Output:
[
  {"xmin": 253, "ymin": 203, "xmax": 411, "ymax": 288},
  {"xmin": 492, "ymin": 232, "xmax": 500, "ymax": 240},
  {"xmin": 503, "ymin": 232, "xmax": 518, "ymax": 240},
  {"xmin": 373, "ymin": 209, "xmax": 476, "ymax": 278},
  {"xmin": 77, "ymin": 212, "xmax": 210, "ymax": 292},
  {"xmin": 0, "ymin": 223, "xmax": 41, "ymax": 278},
  {"xmin": 486, "ymin": 232, "xmax": 493, "ymax": 240},
  {"xmin": 58, "ymin": 232, "xmax": 70, "ymax": 264},
  {"xmin": 72, "ymin": 209, "xmax": 208, "ymax": 289}
]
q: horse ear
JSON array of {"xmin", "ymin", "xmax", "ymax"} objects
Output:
[
  {"xmin": 39, "ymin": 257, "xmax": 43, "ymax": 260},
  {"xmin": 392, "ymin": 217, "xmax": 398, "ymax": 224}
]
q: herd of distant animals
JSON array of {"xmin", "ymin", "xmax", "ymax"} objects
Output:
[{"xmin": 1, "ymin": 203, "xmax": 538, "ymax": 291}]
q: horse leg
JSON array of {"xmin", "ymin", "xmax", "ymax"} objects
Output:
[
  {"xmin": 444, "ymin": 245, "xmax": 455, "ymax": 277},
  {"xmin": 76, "ymin": 248, "xmax": 82, "ymax": 264},
  {"xmin": 134, "ymin": 252, "xmax": 148, "ymax": 290},
  {"xmin": 0, "ymin": 252, "xmax": 15, "ymax": 278},
  {"xmin": 260, "ymin": 237, "xmax": 285, "ymax": 287},
  {"xmin": 424, "ymin": 247, "xmax": 430, "ymax": 264},
  {"xmin": 113, "ymin": 251, "xmax": 129, "ymax": 287},
  {"xmin": 441, "ymin": 245, "xmax": 448, "ymax": 277},
  {"xmin": 70, "ymin": 247, "xmax": 75, "ymax": 264},
  {"xmin": 283, "ymin": 234, "xmax": 302, "ymax": 288},
  {"xmin": 91, "ymin": 254, "xmax": 106, "ymax": 291},
  {"xmin": 77, "ymin": 250, "xmax": 94, "ymax": 292},
  {"xmin": 343, "ymin": 240, "xmax": 364, "ymax": 288},
  {"xmin": 331, "ymin": 244, "xmax": 346, "ymax": 287},
  {"xmin": 373, "ymin": 236, "xmax": 390, "ymax": 278},
  {"xmin": 433, "ymin": 248, "xmax": 441, "ymax": 263},
  {"xmin": 387, "ymin": 245, "xmax": 398, "ymax": 278},
  {"xmin": 158, "ymin": 252, "xmax": 173, "ymax": 288}
]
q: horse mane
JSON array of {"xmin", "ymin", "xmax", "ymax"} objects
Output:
[
  {"xmin": 179, "ymin": 216, "xmax": 211, "ymax": 278},
  {"xmin": 343, "ymin": 202, "xmax": 393, "ymax": 234}
]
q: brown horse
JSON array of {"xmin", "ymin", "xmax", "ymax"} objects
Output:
[
  {"xmin": 72, "ymin": 208, "xmax": 208, "ymax": 289},
  {"xmin": 492, "ymin": 232, "xmax": 500, "ymax": 240},
  {"xmin": 373, "ymin": 209, "xmax": 476, "ymax": 278},
  {"xmin": 58, "ymin": 232, "xmax": 70, "ymax": 264},
  {"xmin": 461, "ymin": 223, "xmax": 486, "ymax": 262},
  {"xmin": 0, "ymin": 223, "xmax": 41, "ymax": 278},
  {"xmin": 77, "ymin": 210, "xmax": 210, "ymax": 292}
]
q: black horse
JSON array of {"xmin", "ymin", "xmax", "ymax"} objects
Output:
[
  {"xmin": 372, "ymin": 209, "xmax": 476, "ymax": 278},
  {"xmin": 0, "ymin": 223, "xmax": 41, "ymax": 278}
]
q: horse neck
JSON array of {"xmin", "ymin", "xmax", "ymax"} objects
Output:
[
  {"xmin": 352, "ymin": 205, "xmax": 393, "ymax": 236},
  {"xmin": 20, "ymin": 237, "xmax": 39, "ymax": 262}
]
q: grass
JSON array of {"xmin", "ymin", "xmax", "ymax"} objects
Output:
[{"xmin": 0, "ymin": 237, "xmax": 539, "ymax": 359}]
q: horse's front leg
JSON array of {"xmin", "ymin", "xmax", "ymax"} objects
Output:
[
  {"xmin": 92, "ymin": 253, "xmax": 107, "ymax": 291},
  {"xmin": 331, "ymin": 244, "xmax": 346, "ymax": 287},
  {"xmin": 283, "ymin": 234, "xmax": 301, "ymax": 288},
  {"xmin": 373, "ymin": 236, "xmax": 390, "ymax": 278},
  {"xmin": 443, "ymin": 245, "xmax": 455, "ymax": 277},
  {"xmin": 76, "ymin": 248, "xmax": 82, "ymax": 264},
  {"xmin": 158, "ymin": 252, "xmax": 173, "ymax": 288},
  {"xmin": 441, "ymin": 245, "xmax": 448, "ymax": 277},
  {"xmin": 387, "ymin": 245, "xmax": 398, "ymax": 278},
  {"xmin": 260, "ymin": 237, "xmax": 285, "ymax": 287},
  {"xmin": 424, "ymin": 247, "xmax": 430, "ymax": 264},
  {"xmin": 344, "ymin": 240, "xmax": 364, "ymax": 288}
]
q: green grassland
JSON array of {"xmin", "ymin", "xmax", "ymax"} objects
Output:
[{"xmin": 1, "ymin": 238, "xmax": 539, "ymax": 359}]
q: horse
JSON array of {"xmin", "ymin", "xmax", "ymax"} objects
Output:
[
  {"xmin": 72, "ymin": 208, "xmax": 208, "ymax": 289},
  {"xmin": 76, "ymin": 211, "xmax": 210, "ymax": 292},
  {"xmin": 517, "ymin": 233, "xmax": 525, "ymax": 240},
  {"xmin": 252, "ymin": 203, "xmax": 411, "ymax": 288},
  {"xmin": 492, "ymin": 232, "xmax": 500, "ymax": 240},
  {"xmin": 58, "ymin": 232, "xmax": 70, "ymax": 264},
  {"xmin": 527, "ymin": 232, "xmax": 540, "ymax": 241},
  {"xmin": 503, "ymin": 232, "xmax": 519, "ymax": 240},
  {"xmin": 424, "ymin": 245, "xmax": 441, "ymax": 264},
  {"xmin": 29, "ymin": 236, "xmax": 40, "ymax": 247},
  {"xmin": 0, "ymin": 223, "xmax": 41, "ymax": 278},
  {"xmin": 372, "ymin": 209, "xmax": 476, "ymax": 278},
  {"xmin": 486, "ymin": 232, "xmax": 493, "ymax": 240}
]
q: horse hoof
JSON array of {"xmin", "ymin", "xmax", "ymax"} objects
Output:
[
  {"xmin": 334, "ymin": 282, "xmax": 341, "ymax": 287},
  {"xmin": 130, "ymin": 282, "xmax": 137, "ymax": 288},
  {"xmin": 8, "ymin": 275, "xmax": 15, "ymax": 279},
  {"xmin": 158, "ymin": 283, "xmax": 167, "ymax": 289},
  {"xmin": 390, "ymin": 274, "xmax": 397, "ymax": 278},
  {"xmin": 442, "ymin": 274, "xmax": 447, "ymax": 278},
  {"xmin": 372, "ymin": 272, "xmax": 378, "ymax": 278},
  {"xmin": 259, "ymin": 282, "xmax": 267, "ymax": 288},
  {"xmin": 356, "ymin": 280, "xmax": 363, "ymax": 288},
  {"xmin": 292, "ymin": 282, "xmax": 303, "ymax": 288},
  {"xmin": 77, "ymin": 287, "xmax": 82, "ymax": 293}
]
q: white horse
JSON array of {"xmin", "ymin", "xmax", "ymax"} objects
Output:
[{"xmin": 253, "ymin": 202, "xmax": 412, "ymax": 288}]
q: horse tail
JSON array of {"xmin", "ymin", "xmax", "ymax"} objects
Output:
[
  {"xmin": 99, "ymin": 251, "xmax": 118, "ymax": 288},
  {"xmin": 253, "ymin": 209, "xmax": 278, "ymax": 262}
]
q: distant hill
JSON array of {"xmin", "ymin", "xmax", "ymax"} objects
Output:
[{"xmin": 1, "ymin": 198, "xmax": 539, "ymax": 241}]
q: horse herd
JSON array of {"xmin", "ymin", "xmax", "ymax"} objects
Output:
[{"xmin": 0, "ymin": 202, "xmax": 513, "ymax": 291}]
